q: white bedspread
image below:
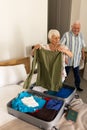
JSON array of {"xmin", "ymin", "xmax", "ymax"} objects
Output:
[
  {"xmin": 57, "ymin": 98, "xmax": 87, "ymax": 130},
  {"xmin": 0, "ymin": 84, "xmax": 25, "ymax": 126},
  {"xmin": 0, "ymin": 74, "xmax": 37, "ymax": 126}
]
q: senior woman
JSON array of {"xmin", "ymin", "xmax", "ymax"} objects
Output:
[
  {"xmin": 32, "ymin": 29, "xmax": 72, "ymax": 56},
  {"xmin": 32, "ymin": 29, "xmax": 73, "ymax": 82}
]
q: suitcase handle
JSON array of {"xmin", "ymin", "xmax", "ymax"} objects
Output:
[
  {"xmin": 51, "ymin": 126, "xmax": 59, "ymax": 130},
  {"xmin": 64, "ymin": 104, "xmax": 71, "ymax": 112}
]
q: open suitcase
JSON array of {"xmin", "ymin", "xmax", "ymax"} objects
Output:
[
  {"xmin": 7, "ymin": 83, "xmax": 76, "ymax": 130},
  {"xmin": 7, "ymin": 89, "xmax": 65, "ymax": 130},
  {"xmin": 7, "ymin": 49, "xmax": 76, "ymax": 130}
]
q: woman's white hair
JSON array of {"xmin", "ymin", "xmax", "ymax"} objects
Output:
[{"xmin": 48, "ymin": 29, "xmax": 60, "ymax": 40}]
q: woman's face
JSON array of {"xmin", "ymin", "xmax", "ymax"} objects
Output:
[{"xmin": 50, "ymin": 35, "xmax": 60, "ymax": 45}]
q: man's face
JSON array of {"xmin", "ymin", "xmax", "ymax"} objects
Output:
[{"xmin": 72, "ymin": 24, "xmax": 80, "ymax": 36}]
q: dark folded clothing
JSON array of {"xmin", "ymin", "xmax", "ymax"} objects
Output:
[{"xmin": 29, "ymin": 107, "xmax": 58, "ymax": 121}]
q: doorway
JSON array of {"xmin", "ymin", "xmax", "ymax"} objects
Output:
[{"xmin": 48, "ymin": 0, "xmax": 72, "ymax": 37}]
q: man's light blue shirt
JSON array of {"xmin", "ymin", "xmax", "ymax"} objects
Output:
[{"xmin": 61, "ymin": 31, "xmax": 86, "ymax": 68}]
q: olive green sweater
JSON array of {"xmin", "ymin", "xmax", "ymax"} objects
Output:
[{"xmin": 23, "ymin": 48, "xmax": 62, "ymax": 91}]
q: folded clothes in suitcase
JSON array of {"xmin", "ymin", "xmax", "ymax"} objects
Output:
[
  {"xmin": 7, "ymin": 90, "xmax": 65, "ymax": 130},
  {"xmin": 31, "ymin": 83, "xmax": 76, "ymax": 105},
  {"xmin": 44, "ymin": 84, "xmax": 76, "ymax": 104}
]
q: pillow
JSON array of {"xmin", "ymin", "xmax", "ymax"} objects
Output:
[{"xmin": 0, "ymin": 64, "xmax": 27, "ymax": 87}]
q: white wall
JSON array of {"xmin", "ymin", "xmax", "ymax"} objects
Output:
[
  {"xmin": 79, "ymin": 0, "xmax": 87, "ymax": 46},
  {"xmin": 70, "ymin": 0, "xmax": 81, "ymax": 25},
  {"xmin": 0, "ymin": 0, "xmax": 47, "ymax": 60},
  {"xmin": 70, "ymin": 0, "xmax": 87, "ymax": 46}
]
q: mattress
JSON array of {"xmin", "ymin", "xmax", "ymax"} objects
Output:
[
  {"xmin": 0, "ymin": 84, "xmax": 25, "ymax": 126},
  {"xmin": 0, "ymin": 74, "xmax": 37, "ymax": 126}
]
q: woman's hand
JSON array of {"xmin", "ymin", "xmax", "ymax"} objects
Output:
[
  {"xmin": 31, "ymin": 44, "xmax": 42, "ymax": 56},
  {"xmin": 57, "ymin": 45, "xmax": 73, "ymax": 58},
  {"xmin": 34, "ymin": 44, "xmax": 42, "ymax": 50},
  {"xmin": 62, "ymin": 48, "xmax": 73, "ymax": 58}
]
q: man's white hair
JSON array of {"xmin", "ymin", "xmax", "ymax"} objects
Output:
[
  {"xmin": 48, "ymin": 29, "xmax": 60, "ymax": 40},
  {"xmin": 72, "ymin": 20, "xmax": 81, "ymax": 27}
]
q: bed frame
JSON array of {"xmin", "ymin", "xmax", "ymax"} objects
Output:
[{"xmin": 0, "ymin": 57, "xmax": 30, "ymax": 74}]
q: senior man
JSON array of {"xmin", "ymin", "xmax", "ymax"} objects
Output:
[{"xmin": 61, "ymin": 21, "xmax": 86, "ymax": 91}]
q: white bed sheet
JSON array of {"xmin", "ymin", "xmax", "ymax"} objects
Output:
[
  {"xmin": 0, "ymin": 74, "xmax": 37, "ymax": 126},
  {"xmin": 0, "ymin": 84, "xmax": 25, "ymax": 126}
]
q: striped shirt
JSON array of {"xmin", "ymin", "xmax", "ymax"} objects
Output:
[{"xmin": 61, "ymin": 31, "xmax": 86, "ymax": 68}]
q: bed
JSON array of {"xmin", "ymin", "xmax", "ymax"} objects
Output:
[
  {"xmin": 0, "ymin": 57, "xmax": 87, "ymax": 130},
  {"xmin": 0, "ymin": 57, "xmax": 38, "ymax": 130}
]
